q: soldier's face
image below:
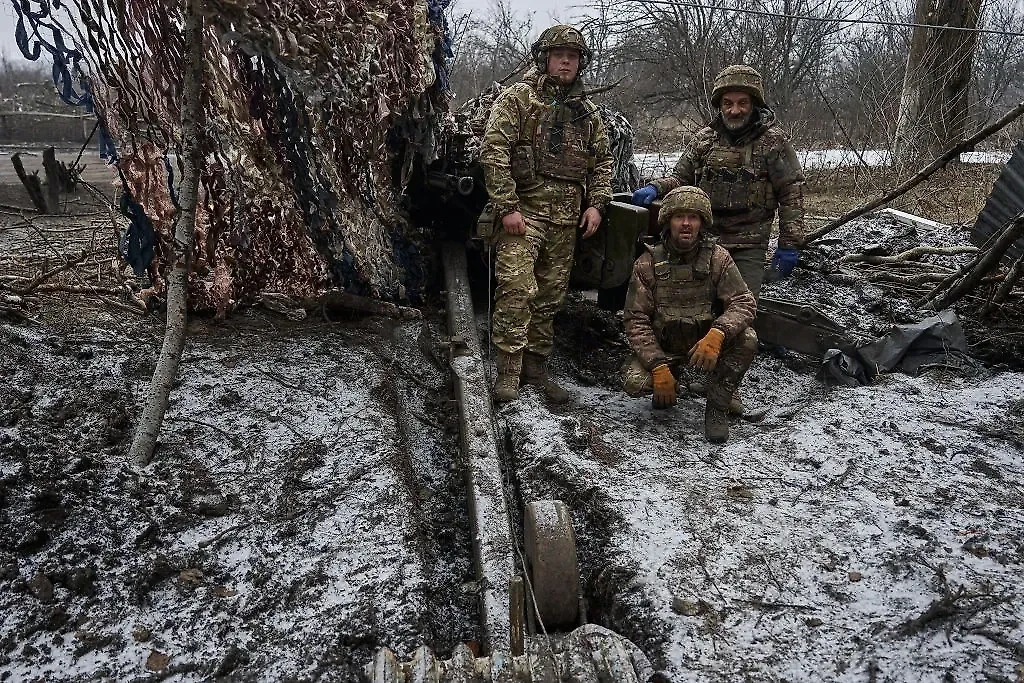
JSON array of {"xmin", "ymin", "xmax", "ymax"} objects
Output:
[
  {"xmin": 720, "ymin": 92, "xmax": 753, "ymax": 130},
  {"xmin": 547, "ymin": 48, "xmax": 581, "ymax": 84},
  {"xmin": 668, "ymin": 212, "xmax": 702, "ymax": 251}
]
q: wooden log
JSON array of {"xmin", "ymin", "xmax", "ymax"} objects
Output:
[
  {"xmin": 306, "ymin": 290, "xmax": 422, "ymax": 320},
  {"xmin": 365, "ymin": 647, "xmax": 402, "ymax": 683},
  {"xmin": 981, "ymin": 252, "xmax": 1024, "ymax": 315},
  {"xmin": 42, "ymin": 147, "xmax": 61, "ymax": 214},
  {"xmin": 11, "ymin": 153, "xmax": 49, "ymax": 214},
  {"xmin": 918, "ymin": 212, "xmax": 1024, "ymax": 310},
  {"xmin": 409, "ymin": 644, "xmax": 439, "ymax": 683},
  {"xmin": 840, "ymin": 245, "xmax": 978, "ymax": 265},
  {"xmin": 806, "ymin": 99, "xmax": 1024, "ymax": 244}
]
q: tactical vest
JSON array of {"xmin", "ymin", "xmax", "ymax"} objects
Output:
[
  {"xmin": 650, "ymin": 240, "xmax": 717, "ymax": 354},
  {"xmin": 510, "ymin": 96, "xmax": 595, "ymax": 185},
  {"xmin": 534, "ymin": 99, "xmax": 593, "ymax": 182},
  {"xmin": 696, "ymin": 136, "xmax": 777, "ymax": 246}
]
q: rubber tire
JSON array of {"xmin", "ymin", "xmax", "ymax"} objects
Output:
[{"xmin": 524, "ymin": 499, "xmax": 581, "ymax": 630}]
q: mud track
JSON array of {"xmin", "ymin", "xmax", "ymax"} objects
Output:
[{"xmin": 0, "ymin": 312, "xmax": 477, "ymax": 681}]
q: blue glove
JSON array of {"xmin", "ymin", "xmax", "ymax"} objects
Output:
[
  {"xmin": 770, "ymin": 248, "xmax": 800, "ymax": 277},
  {"xmin": 631, "ymin": 185, "xmax": 657, "ymax": 206}
]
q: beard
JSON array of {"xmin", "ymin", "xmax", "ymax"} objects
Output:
[
  {"xmin": 722, "ymin": 111, "xmax": 752, "ymax": 130},
  {"xmin": 668, "ymin": 231, "xmax": 700, "ymax": 253}
]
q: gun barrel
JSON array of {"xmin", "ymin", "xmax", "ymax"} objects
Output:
[{"xmin": 426, "ymin": 172, "xmax": 475, "ymax": 196}]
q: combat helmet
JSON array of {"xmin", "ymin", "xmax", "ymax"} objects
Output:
[
  {"xmin": 658, "ymin": 186, "xmax": 713, "ymax": 229},
  {"xmin": 710, "ymin": 64, "xmax": 765, "ymax": 107},
  {"xmin": 531, "ymin": 24, "xmax": 592, "ymax": 73}
]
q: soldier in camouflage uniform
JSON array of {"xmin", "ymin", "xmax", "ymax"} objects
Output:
[
  {"xmin": 480, "ymin": 25, "xmax": 614, "ymax": 404},
  {"xmin": 632, "ymin": 64, "xmax": 804, "ymax": 412},
  {"xmin": 622, "ymin": 186, "xmax": 757, "ymax": 443}
]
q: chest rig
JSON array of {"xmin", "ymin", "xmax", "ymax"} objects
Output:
[
  {"xmin": 651, "ymin": 240, "xmax": 717, "ymax": 354},
  {"xmin": 533, "ymin": 98, "xmax": 593, "ymax": 182},
  {"xmin": 696, "ymin": 136, "xmax": 776, "ymax": 217},
  {"xmin": 510, "ymin": 86, "xmax": 595, "ymax": 186}
]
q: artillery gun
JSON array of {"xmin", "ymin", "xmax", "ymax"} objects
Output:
[{"xmin": 369, "ymin": 79, "xmax": 851, "ymax": 680}]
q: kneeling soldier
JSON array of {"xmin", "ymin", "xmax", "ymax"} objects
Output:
[{"xmin": 621, "ymin": 186, "xmax": 758, "ymax": 443}]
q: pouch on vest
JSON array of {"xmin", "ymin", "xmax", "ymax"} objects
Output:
[{"xmin": 511, "ymin": 144, "xmax": 537, "ymax": 184}]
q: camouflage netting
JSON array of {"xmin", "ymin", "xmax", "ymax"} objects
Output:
[{"xmin": 13, "ymin": 0, "xmax": 452, "ymax": 313}]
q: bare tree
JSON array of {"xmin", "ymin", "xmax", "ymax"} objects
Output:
[
  {"xmin": 448, "ymin": 0, "xmax": 535, "ymax": 104},
  {"xmin": 129, "ymin": 0, "xmax": 206, "ymax": 466},
  {"xmin": 894, "ymin": 0, "xmax": 983, "ymax": 161}
]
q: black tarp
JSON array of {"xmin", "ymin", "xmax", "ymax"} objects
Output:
[{"xmin": 820, "ymin": 309, "xmax": 981, "ymax": 386}]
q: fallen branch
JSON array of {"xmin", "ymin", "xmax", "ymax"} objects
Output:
[
  {"xmin": 310, "ymin": 290, "xmax": 422, "ymax": 321},
  {"xmin": 807, "ymin": 99, "xmax": 1024, "ymax": 243},
  {"xmin": 868, "ymin": 271, "xmax": 995, "ymax": 286},
  {"xmin": 11, "ymin": 249, "xmax": 98, "ymax": 294},
  {"xmin": 918, "ymin": 213, "xmax": 1024, "ymax": 310},
  {"xmin": 894, "ymin": 585, "xmax": 1006, "ymax": 638},
  {"xmin": 981, "ymin": 252, "xmax": 1024, "ymax": 316},
  {"xmin": 972, "ymin": 628, "xmax": 1024, "ymax": 661},
  {"xmin": 841, "ymin": 245, "xmax": 979, "ymax": 264}
]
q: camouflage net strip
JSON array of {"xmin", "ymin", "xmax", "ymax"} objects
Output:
[{"xmin": 13, "ymin": 0, "xmax": 452, "ymax": 313}]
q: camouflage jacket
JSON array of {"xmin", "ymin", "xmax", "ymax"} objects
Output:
[
  {"xmin": 479, "ymin": 68, "xmax": 613, "ymax": 227},
  {"xmin": 651, "ymin": 108, "xmax": 805, "ymax": 249},
  {"xmin": 624, "ymin": 239, "xmax": 756, "ymax": 370}
]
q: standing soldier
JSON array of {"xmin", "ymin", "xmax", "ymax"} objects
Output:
[
  {"xmin": 622, "ymin": 186, "xmax": 757, "ymax": 443},
  {"xmin": 632, "ymin": 65, "xmax": 804, "ymax": 412},
  {"xmin": 480, "ymin": 25, "xmax": 614, "ymax": 404}
]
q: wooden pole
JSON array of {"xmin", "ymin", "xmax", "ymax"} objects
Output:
[
  {"xmin": 806, "ymin": 99, "xmax": 1024, "ymax": 244},
  {"xmin": 129, "ymin": 0, "xmax": 206, "ymax": 467}
]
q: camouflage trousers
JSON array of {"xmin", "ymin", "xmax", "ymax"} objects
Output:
[
  {"xmin": 621, "ymin": 327, "xmax": 758, "ymax": 403},
  {"xmin": 728, "ymin": 247, "xmax": 767, "ymax": 304},
  {"xmin": 492, "ymin": 216, "xmax": 577, "ymax": 357}
]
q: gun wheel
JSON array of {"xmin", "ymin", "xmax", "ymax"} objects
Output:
[{"xmin": 524, "ymin": 499, "xmax": 581, "ymax": 631}]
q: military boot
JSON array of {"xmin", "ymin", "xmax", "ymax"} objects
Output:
[
  {"xmin": 521, "ymin": 351, "xmax": 570, "ymax": 404},
  {"xmin": 691, "ymin": 379, "xmax": 743, "ymax": 415},
  {"xmin": 705, "ymin": 385, "xmax": 731, "ymax": 444},
  {"xmin": 729, "ymin": 387, "xmax": 744, "ymax": 416},
  {"xmin": 493, "ymin": 350, "xmax": 523, "ymax": 403}
]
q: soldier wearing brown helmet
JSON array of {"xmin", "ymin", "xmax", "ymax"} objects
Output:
[
  {"xmin": 632, "ymin": 64, "xmax": 805, "ymax": 413},
  {"xmin": 480, "ymin": 25, "xmax": 614, "ymax": 404},
  {"xmin": 622, "ymin": 186, "xmax": 757, "ymax": 443}
]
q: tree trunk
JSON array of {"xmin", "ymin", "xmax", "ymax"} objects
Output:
[
  {"xmin": 11, "ymin": 153, "xmax": 49, "ymax": 213},
  {"xmin": 894, "ymin": 0, "xmax": 982, "ymax": 162},
  {"xmin": 42, "ymin": 147, "xmax": 62, "ymax": 213},
  {"xmin": 129, "ymin": 0, "xmax": 206, "ymax": 467}
]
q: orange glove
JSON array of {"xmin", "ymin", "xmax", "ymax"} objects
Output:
[
  {"xmin": 651, "ymin": 364, "xmax": 677, "ymax": 409},
  {"xmin": 688, "ymin": 328, "xmax": 725, "ymax": 372}
]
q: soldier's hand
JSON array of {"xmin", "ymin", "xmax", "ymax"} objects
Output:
[
  {"xmin": 502, "ymin": 211, "xmax": 527, "ymax": 235},
  {"xmin": 579, "ymin": 206, "xmax": 602, "ymax": 239},
  {"xmin": 651, "ymin": 364, "xmax": 677, "ymax": 409},
  {"xmin": 688, "ymin": 328, "xmax": 725, "ymax": 372}
]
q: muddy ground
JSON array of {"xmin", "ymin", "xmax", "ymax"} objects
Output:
[{"xmin": 2, "ymin": 151, "xmax": 1024, "ymax": 682}]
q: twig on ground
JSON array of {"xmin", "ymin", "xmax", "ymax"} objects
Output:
[
  {"xmin": 971, "ymin": 629, "xmax": 1024, "ymax": 661},
  {"xmin": 841, "ymin": 245, "xmax": 979, "ymax": 264},
  {"xmin": 894, "ymin": 584, "xmax": 1006, "ymax": 637}
]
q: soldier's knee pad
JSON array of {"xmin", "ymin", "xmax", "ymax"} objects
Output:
[{"xmin": 623, "ymin": 380, "xmax": 649, "ymax": 398}]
